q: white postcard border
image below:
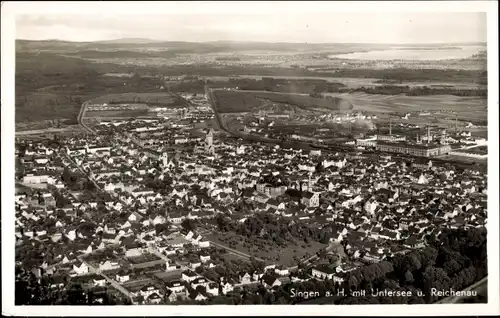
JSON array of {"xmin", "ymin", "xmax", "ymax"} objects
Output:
[{"xmin": 2, "ymin": 1, "xmax": 498, "ymax": 316}]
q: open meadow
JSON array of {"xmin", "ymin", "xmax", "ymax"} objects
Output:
[
  {"xmin": 84, "ymin": 109, "xmax": 152, "ymax": 118},
  {"xmin": 206, "ymin": 231, "xmax": 326, "ymax": 267},
  {"xmin": 222, "ymin": 75, "xmax": 486, "ymax": 89},
  {"xmin": 213, "ymin": 90, "xmax": 352, "ymax": 113},
  {"xmin": 326, "ymin": 92, "xmax": 487, "ymax": 123},
  {"xmin": 89, "ymin": 92, "xmax": 185, "ymax": 107}
]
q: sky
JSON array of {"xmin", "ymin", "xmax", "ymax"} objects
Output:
[{"xmin": 15, "ymin": 10, "xmax": 487, "ymax": 44}]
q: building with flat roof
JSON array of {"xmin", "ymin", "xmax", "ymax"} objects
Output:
[
  {"xmin": 377, "ymin": 134, "xmax": 407, "ymax": 142},
  {"xmin": 356, "ymin": 136, "xmax": 377, "ymax": 147},
  {"xmin": 376, "ymin": 141, "xmax": 451, "ymax": 157}
]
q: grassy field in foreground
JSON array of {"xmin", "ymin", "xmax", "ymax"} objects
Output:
[{"xmin": 206, "ymin": 231, "xmax": 326, "ymax": 267}]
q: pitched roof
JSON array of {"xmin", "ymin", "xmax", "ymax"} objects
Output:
[
  {"xmin": 303, "ymin": 191, "xmax": 316, "ymax": 199},
  {"xmin": 261, "ymin": 273, "xmax": 279, "ymax": 286}
]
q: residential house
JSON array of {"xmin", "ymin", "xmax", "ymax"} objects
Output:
[
  {"xmin": 301, "ymin": 192, "xmax": 320, "ymax": 208},
  {"xmin": 181, "ymin": 270, "xmax": 199, "ymax": 283},
  {"xmin": 200, "ymin": 254, "xmax": 211, "ymax": 263},
  {"xmin": 99, "ymin": 260, "xmax": 120, "ymax": 272},
  {"xmin": 93, "ymin": 276, "xmax": 107, "ymax": 287},
  {"xmin": 206, "ymin": 282, "xmax": 219, "ymax": 297},
  {"xmin": 139, "ymin": 285, "xmax": 161, "ymax": 299},
  {"xmin": 274, "ymin": 266, "xmax": 289, "ymax": 276},
  {"xmin": 125, "ymin": 246, "xmax": 144, "ymax": 258},
  {"xmin": 239, "ymin": 272, "xmax": 252, "ymax": 284},
  {"xmin": 128, "ymin": 212, "xmax": 144, "ymax": 222},
  {"xmin": 190, "ymin": 260, "xmax": 202, "ymax": 270},
  {"xmin": 189, "ymin": 292, "xmax": 208, "ymax": 302},
  {"xmin": 261, "ymin": 274, "xmax": 281, "ymax": 289},
  {"xmin": 147, "ymin": 293, "xmax": 162, "ymax": 304},
  {"xmin": 221, "ymin": 281, "xmax": 234, "ymax": 295},
  {"xmin": 72, "ymin": 261, "xmax": 89, "ymax": 275},
  {"xmin": 312, "ymin": 264, "xmax": 336, "ymax": 280},
  {"xmin": 165, "ymin": 289, "xmax": 178, "ymax": 303},
  {"xmin": 166, "ymin": 280, "xmax": 185, "ymax": 293},
  {"xmin": 116, "ymin": 271, "xmax": 130, "ymax": 283},
  {"xmin": 191, "ymin": 277, "xmax": 209, "ymax": 290},
  {"xmin": 198, "ymin": 240, "xmax": 210, "ymax": 248},
  {"xmin": 165, "ymin": 260, "xmax": 180, "ymax": 271}
]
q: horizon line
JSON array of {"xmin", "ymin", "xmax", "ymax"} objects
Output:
[{"xmin": 15, "ymin": 38, "xmax": 488, "ymax": 45}]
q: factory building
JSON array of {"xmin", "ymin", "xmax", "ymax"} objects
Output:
[
  {"xmin": 376, "ymin": 141, "xmax": 451, "ymax": 157},
  {"xmin": 376, "ymin": 134, "xmax": 407, "ymax": 142},
  {"xmin": 356, "ymin": 135, "xmax": 404, "ymax": 147},
  {"xmin": 356, "ymin": 136, "xmax": 377, "ymax": 147}
]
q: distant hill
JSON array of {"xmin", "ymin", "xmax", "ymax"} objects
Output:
[
  {"xmin": 15, "ymin": 39, "xmax": 390, "ymax": 54},
  {"xmin": 65, "ymin": 49, "xmax": 177, "ymax": 59},
  {"xmin": 16, "ymin": 39, "xmax": 487, "ymax": 54},
  {"xmin": 95, "ymin": 38, "xmax": 164, "ymax": 44},
  {"xmin": 16, "ymin": 39, "xmax": 90, "ymax": 51}
]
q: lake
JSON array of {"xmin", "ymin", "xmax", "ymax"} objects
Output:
[{"xmin": 329, "ymin": 46, "xmax": 486, "ymax": 61}]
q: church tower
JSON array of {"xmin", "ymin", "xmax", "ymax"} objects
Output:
[
  {"xmin": 205, "ymin": 129, "xmax": 215, "ymax": 155},
  {"xmin": 161, "ymin": 152, "xmax": 169, "ymax": 168},
  {"xmin": 206, "ymin": 129, "xmax": 214, "ymax": 147}
]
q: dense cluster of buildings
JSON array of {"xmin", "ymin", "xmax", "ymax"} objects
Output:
[{"xmin": 15, "ymin": 93, "xmax": 488, "ymax": 305}]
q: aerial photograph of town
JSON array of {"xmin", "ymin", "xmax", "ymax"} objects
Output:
[{"xmin": 3, "ymin": 2, "xmax": 498, "ymax": 315}]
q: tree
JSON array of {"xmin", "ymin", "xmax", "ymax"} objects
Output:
[
  {"xmin": 195, "ymin": 265, "xmax": 204, "ymax": 274},
  {"xmin": 136, "ymin": 295, "xmax": 145, "ymax": 305},
  {"xmin": 404, "ymin": 270, "xmax": 414, "ymax": 284},
  {"xmin": 443, "ymin": 258, "xmax": 462, "ymax": 275},
  {"xmin": 405, "ymin": 254, "xmax": 422, "ymax": 273},
  {"xmin": 195, "ymin": 285, "xmax": 206, "ymax": 294},
  {"xmin": 62, "ymin": 166, "xmax": 72, "ymax": 183},
  {"xmin": 84, "ymin": 179, "xmax": 96, "ymax": 191},
  {"xmin": 181, "ymin": 218, "xmax": 196, "ymax": 232},
  {"xmin": 418, "ymin": 246, "xmax": 438, "ymax": 268},
  {"xmin": 64, "ymin": 283, "xmax": 87, "ymax": 305},
  {"xmin": 54, "ymin": 191, "xmax": 69, "ymax": 208},
  {"xmin": 215, "ymin": 214, "xmax": 230, "ymax": 232}
]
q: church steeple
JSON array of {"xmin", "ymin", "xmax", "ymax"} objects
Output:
[
  {"xmin": 205, "ymin": 129, "xmax": 215, "ymax": 155},
  {"xmin": 161, "ymin": 152, "xmax": 169, "ymax": 168},
  {"xmin": 206, "ymin": 129, "xmax": 214, "ymax": 147}
]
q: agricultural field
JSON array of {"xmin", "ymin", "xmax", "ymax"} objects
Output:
[
  {"xmin": 84, "ymin": 109, "xmax": 151, "ymax": 118},
  {"xmin": 15, "ymin": 92, "xmax": 83, "ymax": 122},
  {"xmin": 456, "ymin": 146, "xmax": 488, "ymax": 155},
  {"xmin": 232, "ymin": 76, "xmax": 486, "ymax": 89},
  {"xmin": 15, "ymin": 126, "xmax": 83, "ymax": 137},
  {"xmin": 468, "ymin": 129, "xmax": 489, "ymax": 138},
  {"xmin": 325, "ymin": 92, "xmax": 487, "ymax": 125},
  {"xmin": 89, "ymin": 92, "xmax": 185, "ymax": 107},
  {"xmin": 15, "ymin": 52, "xmax": 161, "ymax": 123},
  {"xmin": 206, "ymin": 231, "xmax": 326, "ymax": 267},
  {"xmin": 213, "ymin": 90, "xmax": 353, "ymax": 114}
]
